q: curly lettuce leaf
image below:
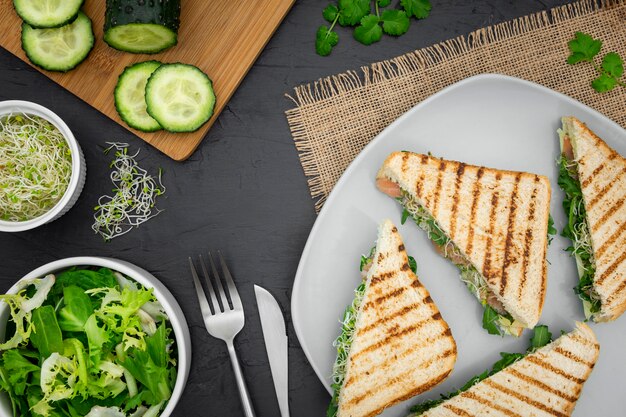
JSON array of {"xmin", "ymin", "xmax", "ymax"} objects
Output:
[{"xmin": 122, "ymin": 322, "xmax": 174, "ymax": 405}]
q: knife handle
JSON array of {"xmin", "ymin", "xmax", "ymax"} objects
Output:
[{"xmin": 227, "ymin": 341, "xmax": 257, "ymax": 417}]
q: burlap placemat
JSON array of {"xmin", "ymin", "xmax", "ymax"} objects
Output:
[{"xmin": 285, "ymin": 0, "xmax": 626, "ymax": 212}]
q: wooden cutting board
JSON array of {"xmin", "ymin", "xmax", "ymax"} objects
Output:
[{"xmin": 0, "ymin": 0, "xmax": 294, "ymax": 160}]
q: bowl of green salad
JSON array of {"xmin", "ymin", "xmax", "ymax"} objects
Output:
[
  {"xmin": 0, "ymin": 100, "xmax": 86, "ymax": 232},
  {"xmin": 0, "ymin": 257, "xmax": 191, "ymax": 417}
]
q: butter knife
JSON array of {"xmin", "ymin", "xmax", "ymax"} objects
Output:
[{"xmin": 254, "ymin": 285, "xmax": 289, "ymax": 417}]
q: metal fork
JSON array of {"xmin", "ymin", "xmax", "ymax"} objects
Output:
[{"xmin": 189, "ymin": 251, "xmax": 256, "ymax": 417}]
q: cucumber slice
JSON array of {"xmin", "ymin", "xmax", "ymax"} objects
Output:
[
  {"xmin": 115, "ymin": 61, "xmax": 163, "ymax": 132},
  {"xmin": 21, "ymin": 12, "xmax": 94, "ymax": 72},
  {"xmin": 104, "ymin": 0, "xmax": 181, "ymax": 54},
  {"xmin": 14, "ymin": 0, "xmax": 84, "ymax": 28},
  {"xmin": 145, "ymin": 63, "xmax": 216, "ymax": 133},
  {"xmin": 104, "ymin": 24, "xmax": 177, "ymax": 54}
]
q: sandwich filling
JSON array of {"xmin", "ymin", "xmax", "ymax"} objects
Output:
[
  {"xmin": 327, "ymin": 248, "xmax": 417, "ymax": 417},
  {"xmin": 558, "ymin": 130, "xmax": 600, "ymax": 319},
  {"xmin": 409, "ymin": 325, "xmax": 553, "ymax": 415},
  {"xmin": 396, "ymin": 187, "xmax": 523, "ymax": 336}
]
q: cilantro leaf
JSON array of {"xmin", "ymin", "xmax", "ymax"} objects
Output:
[
  {"xmin": 567, "ymin": 32, "xmax": 602, "ymax": 64},
  {"xmin": 338, "ymin": 0, "xmax": 370, "ymax": 26},
  {"xmin": 591, "ymin": 73, "xmax": 617, "ymax": 92},
  {"xmin": 316, "ymin": 25, "xmax": 339, "ymax": 56},
  {"xmin": 530, "ymin": 324, "xmax": 552, "ymax": 350},
  {"xmin": 482, "ymin": 304, "xmax": 502, "ymax": 335},
  {"xmin": 323, "ymin": 4, "xmax": 339, "ymax": 22},
  {"xmin": 353, "ymin": 14, "xmax": 382, "ymax": 45},
  {"xmin": 400, "ymin": 0, "xmax": 432, "ymax": 19},
  {"xmin": 601, "ymin": 52, "xmax": 624, "ymax": 79},
  {"xmin": 408, "ymin": 256, "xmax": 417, "ymax": 273},
  {"xmin": 377, "ymin": 0, "xmax": 391, "ymax": 6},
  {"xmin": 381, "ymin": 9, "xmax": 410, "ymax": 36}
]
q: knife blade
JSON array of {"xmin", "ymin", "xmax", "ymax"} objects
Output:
[{"xmin": 254, "ymin": 285, "xmax": 289, "ymax": 417}]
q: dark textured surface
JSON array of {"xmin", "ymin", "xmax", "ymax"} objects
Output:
[{"xmin": 0, "ymin": 1, "xmax": 572, "ymax": 415}]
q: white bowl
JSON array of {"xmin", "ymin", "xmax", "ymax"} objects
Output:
[
  {"xmin": 0, "ymin": 257, "xmax": 192, "ymax": 417},
  {"xmin": 0, "ymin": 100, "xmax": 86, "ymax": 232}
]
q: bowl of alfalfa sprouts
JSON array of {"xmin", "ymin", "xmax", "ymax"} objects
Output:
[{"xmin": 0, "ymin": 100, "xmax": 85, "ymax": 232}]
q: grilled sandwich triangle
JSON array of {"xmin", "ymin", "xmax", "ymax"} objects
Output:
[
  {"xmin": 377, "ymin": 152, "xmax": 551, "ymax": 335},
  {"xmin": 332, "ymin": 219, "xmax": 457, "ymax": 417},
  {"xmin": 412, "ymin": 322, "xmax": 599, "ymax": 417},
  {"xmin": 560, "ymin": 117, "xmax": 626, "ymax": 322}
]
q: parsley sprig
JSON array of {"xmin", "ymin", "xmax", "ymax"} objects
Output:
[
  {"xmin": 567, "ymin": 32, "xmax": 625, "ymax": 93},
  {"xmin": 316, "ymin": 0, "xmax": 432, "ymax": 56}
]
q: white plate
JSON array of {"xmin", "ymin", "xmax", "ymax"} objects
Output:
[{"xmin": 291, "ymin": 74, "xmax": 626, "ymax": 416}]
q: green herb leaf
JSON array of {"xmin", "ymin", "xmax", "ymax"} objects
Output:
[
  {"xmin": 359, "ymin": 255, "xmax": 371, "ymax": 272},
  {"xmin": 315, "ymin": 25, "xmax": 339, "ymax": 56},
  {"xmin": 338, "ymin": 0, "xmax": 370, "ymax": 26},
  {"xmin": 482, "ymin": 304, "xmax": 502, "ymax": 335},
  {"xmin": 591, "ymin": 73, "xmax": 617, "ymax": 92},
  {"xmin": 408, "ymin": 256, "xmax": 417, "ymax": 273},
  {"xmin": 381, "ymin": 9, "xmax": 410, "ymax": 36},
  {"xmin": 353, "ymin": 14, "xmax": 382, "ymax": 45},
  {"xmin": 122, "ymin": 322, "xmax": 174, "ymax": 405},
  {"xmin": 491, "ymin": 351, "xmax": 524, "ymax": 373},
  {"xmin": 529, "ymin": 324, "xmax": 552, "ymax": 350},
  {"xmin": 601, "ymin": 52, "xmax": 624, "ymax": 78},
  {"xmin": 400, "ymin": 0, "xmax": 432, "ymax": 19},
  {"xmin": 323, "ymin": 4, "xmax": 339, "ymax": 22},
  {"xmin": 58, "ymin": 286, "xmax": 94, "ymax": 332},
  {"xmin": 567, "ymin": 32, "xmax": 602, "ymax": 64},
  {"xmin": 401, "ymin": 208, "xmax": 410, "ymax": 225},
  {"xmin": 377, "ymin": 0, "xmax": 391, "ymax": 6},
  {"xmin": 30, "ymin": 305, "xmax": 64, "ymax": 359},
  {"xmin": 547, "ymin": 214, "xmax": 557, "ymax": 244},
  {"xmin": 1, "ymin": 350, "xmax": 40, "ymax": 396}
]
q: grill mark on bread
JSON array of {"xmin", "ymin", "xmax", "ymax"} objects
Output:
[
  {"xmin": 519, "ymin": 184, "xmax": 538, "ymax": 301},
  {"xmin": 587, "ymin": 166, "xmax": 626, "ymax": 209},
  {"xmin": 466, "ymin": 167, "xmax": 484, "ymax": 256},
  {"xmin": 444, "ymin": 404, "xmax": 475, "ymax": 417},
  {"xmin": 581, "ymin": 162, "xmax": 605, "ymax": 189},
  {"xmin": 569, "ymin": 333, "xmax": 600, "ymax": 350},
  {"xmin": 606, "ymin": 279, "xmax": 626, "ymax": 306},
  {"xmin": 596, "ymin": 250, "xmax": 626, "ymax": 286},
  {"xmin": 432, "ymin": 161, "xmax": 446, "ymax": 217},
  {"xmin": 418, "ymin": 347, "xmax": 456, "ymax": 370},
  {"xmin": 346, "ymin": 328, "xmax": 454, "ymax": 388},
  {"xmin": 596, "ymin": 221, "xmax": 626, "ymax": 258},
  {"xmin": 591, "ymin": 198, "xmax": 625, "ymax": 233},
  {"xmin": 362, "ymin": 287, "xmax": 405, "ymax": 310},
  {"xmin": 357, "ymin": 301, "xmax": 423, "ymax": 335},
  {"xmin": 401, "ymin": 152, "xmax": 409, "ymax": 172},
  {"xmin": 483, "ymin": 179, "xmax": 501, "ymax": 281},
  {"xmin": 449, "ymin": 163, "xmax": 466, "ymax": 240},
  {"xmin": 345, "ymin": 363, "xmax": 452, "ymax": 407},
  {"xmin": 500, "ymin": 173, "xmax": 521, "ymax": 293},
  {"xmin": 484, "ymin": 380, "xmax": 569, "ymax": 417},
  {"xmin": 461, "ymin": 391, "xmax": 523, "ymax": 417},
  {"xmin": 369, "ymin": 271, "xmax": 395, "ymax": 287},
  {"xmin": 350, "ymin": 313, "xmax": 441, "ymax": 361},
  {"xmin": 507, "ymin": 368, "xmax": 578, "ymax": 403},
  {"xmin": 525, "ymin": 356, "xmax": 586, "ymax": 384},
  {"xmin": 553, "ymin": 347, "xmax": 595, "ymax": 367}
]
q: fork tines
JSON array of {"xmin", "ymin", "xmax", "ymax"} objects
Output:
[{"xmin": 188, "ymin": 251, "xmax": 242, "ymax": 315}]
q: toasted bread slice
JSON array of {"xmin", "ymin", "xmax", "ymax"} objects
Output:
[
  {"xmin": 337, "ymin": 219, "xmax": 457, "ymax": 417},
  {"xmin": 377, "ymin": 152, "xmax": 551, "ymax": 330},
  {"xmin": 562, "ymin": 117, "xmax": 626, "ymax": 322},
  {"xmin": 415, "ymin": 322, "xmax": 599, "ymax": 417}
]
